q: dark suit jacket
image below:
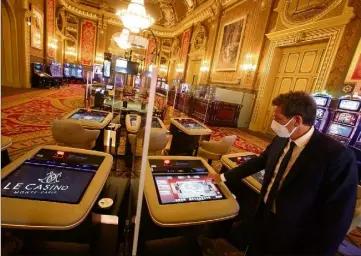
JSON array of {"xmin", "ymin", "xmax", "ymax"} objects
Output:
[{"xmin": 224, "ymin": 129, "xmax": 358, "ymax": 255}]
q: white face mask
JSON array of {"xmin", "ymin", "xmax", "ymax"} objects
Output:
[{"xmin": 271, "ymin": 117, "xmax": 297, "ymax": 138}]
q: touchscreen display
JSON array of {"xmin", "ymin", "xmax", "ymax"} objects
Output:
[
  {"xmin": 130, "ymin": 117, "xmax": 137, "ymax": 126},
  {"xmin": 154, "ymin": 175, "xmax": 225, "ymax": 204},
  {"xmin": 152, "ymin": 118, "xmax": 161, "ymax": 128},
  {"xmin": 70, "ymin": 109, "xmax": 108, "ymax": 123},
  {"xmin": 333, "ymin": 112, "xmax": 358, "ymax": 126},
  {"xmin": 1, "ymin": 149, "xmax": 104, "ymax": 204},
  {"xmin": 316, "ymin": 108, "xmax": 325, "ymax": 119},
  {"xmin": 314, "ymin": 96, "xmax": 328, "ymax": 107},
  {"xmin": 339, "ymin": 100, "xmax": 361, "ymax": 111},
  {"xmin": 174, "ymin": 118, "xmax": 206, "ymax": 129},
  {"xmin": 328, "ymin": 123, "xmax": 353, "ymax": 138}
]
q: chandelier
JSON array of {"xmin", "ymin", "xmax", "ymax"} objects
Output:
[{"xmin": 116, "ymin": 0, "xmax": 154, "ymax": 34}]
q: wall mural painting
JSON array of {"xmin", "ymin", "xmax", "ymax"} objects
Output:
[
  {"xmin": 80, "ymin": 20, "xmax": 97, "ymax": 66},
  {"xmin": 31, "ymin": 7, "xmax": 43, "ymax": 50},
  {"xmin": 345, "ymin": 38, "xmax": 361, "ymax": 83},
  {"xmin": 215, "ymin": 18, "xmax": 246, "ymax": 71},
  {"xmin": 145, "ymin": 37, "xmax": 156, "ymax": 68},
  {"xmin": 46, "ymin": 0, "xmax": 55, "ymax": 58},
  {"xmin": 180, "ymin": 29, "xmax": 192, "ymax": 65}
]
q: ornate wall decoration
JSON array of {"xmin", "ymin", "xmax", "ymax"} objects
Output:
[
  {"xmin": 46, "ymin": 0, "xmax": 55, "ymax": 58},
  {"xmin": 171, "ymin": 38, "xmax": 180, "ymax": 60},
  {"xmin": 278, "ymin": 0, "xmax": 343, "ymax": 26},
  {"xmin": 145, "ymin": 37, "xmax": 156, "ymax": 68},
  {"xmin": 31, "ymin": 6, "xmax": 43, "ymax": 50},
  {"xmin": 80, "ymin": 20, "xmax": 97, "ymax": 66},
  {"xmin": 183, "ymin": 0, "xmax": 195, "ymax": 11},
  {"xmin": 214, "ymin": 17, "xmax": 246, "ymax": 71},
  {"xmin": 192, "ymin": 24, "xmax": 207, "ymax": 51},
  {"xmin": 161, "ymin": 39, "xmax": 172, "ymax": 53},
  {"xmin": 180, "ymin": 29, "xmax": 192, "ymax": 65},
  {"xmin": 345, "ymin": 37, "xmax": 361, "ymax": 83}
]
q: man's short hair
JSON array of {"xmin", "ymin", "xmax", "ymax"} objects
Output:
[{"xmin": 272, "ymin": 91, "xmax": 317, "ymax": 126}]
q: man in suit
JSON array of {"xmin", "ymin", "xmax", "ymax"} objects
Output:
[{"xmin": 211, "ymin": 91, "xmax": 358, "ymax": 255}]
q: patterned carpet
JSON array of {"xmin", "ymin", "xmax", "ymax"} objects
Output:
[
  {"xmin": 1, "ymin": 85, "xmax": 269, "ymax": 163},
  {"xmin": 1, "ymin": 85, "xmax": 85, "ymax": 160}
]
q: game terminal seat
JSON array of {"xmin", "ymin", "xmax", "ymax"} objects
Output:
[
  {"xmin": 197, "ymin": 135, "xmax": 237, "ymax": 165},
  {"xmin": 51, "ymin": 120, "xmax": 100, "ymax": 150}
]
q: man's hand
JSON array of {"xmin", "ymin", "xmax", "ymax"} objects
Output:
[{"xmin": 208, "ymin": 173, "xmax": 222, "ymax": 183}]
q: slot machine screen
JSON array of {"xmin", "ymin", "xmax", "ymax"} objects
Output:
[
  {"xmin": 103, "ymin": 60, "xmax": 111, "ymax": 78},
  {"xmin": 71, "ymin": 66, "xmax": 76, "ymax": 77},
  {"xmin": 153, "ymin": 175, "xmax": 225, "ymax": 204},
  {"xmin": 106, "ymin": 85, "xmax": 113, "ymax": 90},
  {"xmin": 314, "ymin": 119, "xmax": 321, "ymax": 129},
  {"xmin": 314, "ymin": 96, "xmax": 328, "ymax": 107},
  {"xmin": 333, "ymin": 111, "xmax": 358, "ymax": 126},
  {"xmin": 338, "ymin": 99, "xmax": 361, "ymax": 112},
  {"xmin": 64, "ymin": 67, "xmax": 70, "ymax": 77},
  {"xmin": 328, "ymin": 123, "xmax": 353, "ymax": 138},
  {"xmin": 35, "ymin": 64, "xmax": 42, "ymax": 71},
  {"xmin": 77, "ymin": 68, "xmax": 83, "ymax": 78},
  {"xmin": 316, "ymin": 108, "xmax": 325, "ymax": 119}
]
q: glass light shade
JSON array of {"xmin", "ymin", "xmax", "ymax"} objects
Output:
[
  {"xmin": 114, "ymin": 29, "xmax": 131, "ymax": 49},
  {"xmin": 117, "ymin": 0, "xmax": 154, "ymax": 33}
]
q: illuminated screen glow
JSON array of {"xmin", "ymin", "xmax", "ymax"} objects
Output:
[
  {"xmin": 328, "ymin": 124, "xmax": 353, "ymax": 138},
  {"xmin": 339, "ymin": 100, "xmax": 360, "ymax": 111}
]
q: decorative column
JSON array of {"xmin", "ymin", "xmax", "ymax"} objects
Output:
[{"xmin": 15, "ymin": 0, "xmax": 31, "ymax": 88}]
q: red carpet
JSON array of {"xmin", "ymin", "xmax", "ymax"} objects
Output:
[
  {"xmin": 1, "ymin": 85, "xmax": 269, "ymax": 162},
  {"xmin": 1, "ymin": 85, "xmax": 85, "ymax": 159}
]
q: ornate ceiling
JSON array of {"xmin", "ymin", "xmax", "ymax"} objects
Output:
[{"xmin": 73, "ymin": 0, "xmax": 206, "ymax": 28}]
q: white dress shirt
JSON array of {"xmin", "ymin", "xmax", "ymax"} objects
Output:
[{"xmin": 221, "ymin": 126, "xmax": 315, "ymax": 212}]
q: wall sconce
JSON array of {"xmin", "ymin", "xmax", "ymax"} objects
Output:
[
  {"xmin": 200, "ymin": 60, "xmax": 209, "ymax": 72},
  {"xmin": 95, "ymin": 53, "xmax": 104, "ymax": 63},
  {"xmin": 176, "ymin": 64, "xmax": 184, "ymax": 73},
  {"xmin": 241, "ymin": 54, "xmax": 256, "ymax": 78},
  {"xmin": 48, "ymin": 38, "xmax": 58, "ymax": 50},
  {"xmin": 159, "ymin": 65, "xmax": 168, "ymax": 74},
  {"xmin": 26, "ymin": 16, "xmax": 31, "ymax": 26},
  {"xmin": 65, "ymin": 47, "xmax": 77, "ymax": 57}
]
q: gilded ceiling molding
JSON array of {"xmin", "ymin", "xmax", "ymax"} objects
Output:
[{"xmin": 59, "ymin": 0, "xmax": 220, "ymax": 38}]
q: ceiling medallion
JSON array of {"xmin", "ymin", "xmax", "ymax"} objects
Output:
[{"xmin": 116, "ymin": 0, "xmax": 154, "ymax": 33}]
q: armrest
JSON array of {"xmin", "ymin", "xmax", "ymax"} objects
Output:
[{"xmin": 200, "ymin": 140, "xmax": 230, "ymax": 154}]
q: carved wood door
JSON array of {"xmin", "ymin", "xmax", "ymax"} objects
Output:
[{"xmin": 263, "ymin": 42, "xmax": 327, "ymax": 135}]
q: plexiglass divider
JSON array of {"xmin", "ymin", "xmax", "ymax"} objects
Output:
[{"xmin": 131, "ymin": 66, "xmax": 157, "ymax": 256}]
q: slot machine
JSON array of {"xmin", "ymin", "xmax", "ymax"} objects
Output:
[
  {"xmin": 70, "ymin": 64, "xmax": 77, "ymax": 78},
  {"xmin": 313, "ymin": 93, "xmax": 333, "ymax": 132},
  {"xmin": 76, "ymin": 65, "xmax": 84, "ymax": 83},
  {"xmin": 63, "ymin": 63, "xmax": 71, "ymax": 78},
  {"xmin": 31, "ymin": 63, "xmax": 52, "ymax": 88},
  {"xmin": 326, "ymin": 96, "xmax": 361, "ymax": 146},
  {"xmin": 48, "ymin": 61, "xmax": 63, "ymax": 87}
]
